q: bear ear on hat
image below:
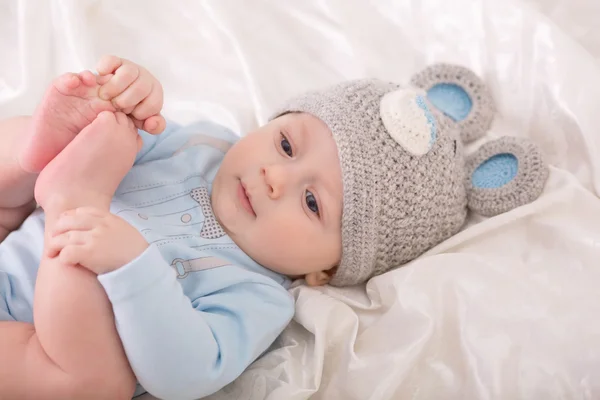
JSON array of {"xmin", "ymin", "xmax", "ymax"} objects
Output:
[
  {"xmin": 410, "ymin": 63, "xmax": 495, "ymax": 144},
  {"xmin": 465, "ymin": 137, "xmax": 548, "ymax": 216},
  {"xmin": 379, "ymin": 88, "xmax": 440, "ymax": 156}
]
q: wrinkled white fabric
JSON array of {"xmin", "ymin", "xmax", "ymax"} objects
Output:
[{"xmin": 1, "ymin": 0, "xmax": 599, "ymax": 399}]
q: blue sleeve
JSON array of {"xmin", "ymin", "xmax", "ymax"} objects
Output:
[
  {"xmin": 97, "ymin": 245, "xmax": 295, "ymax": 400},
  {"xmin": 134, "ymin": 122, "xmax": 181, "ymax": 164},
  {"xmin": 134, "ymin": 120, "xmax": 240, "ymax": 165}
]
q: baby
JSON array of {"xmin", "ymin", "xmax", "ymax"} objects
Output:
[{"xmin": 0, "ymin": 56, "xmax": 548, "ymax": 399}]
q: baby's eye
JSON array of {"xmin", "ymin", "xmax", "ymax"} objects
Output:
[
  {"xmin": 305, "ymin": 191, "xmax": 320, "ymax": 216},
  {"xmin": 280, "ymin": 134, "xmax": 293, "ymax": 157}
]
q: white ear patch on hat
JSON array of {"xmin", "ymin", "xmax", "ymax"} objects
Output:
[{"xmin": 380, "ymin": 89, "xmax": 438, "ymax": 156}]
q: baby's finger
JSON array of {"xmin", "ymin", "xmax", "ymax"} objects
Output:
[
  {"xmin": 95, "ymin": 73, "xmax": 113, "ymax": 86},
  {"xmin": 52, "ymin": 214, "xmax": 99, "ymax": 236},
  {"xmin": 59, "ymin": 244, "xmax": 89, "ymax": 267},
  {"xmin": 46, "ymin": 231, "xmax": 87, "ymax": 258},
  {"xmin": 142, "ymin": 115, "xmax": 166, "ymax": 135},
  {"xmin": 96, "ymin": 55, "xmax": 123, "ymax": 76},
  {"xmin": 98, "ymin": 63, "xmax": 140, "ymax": 101},
  {"xmin": 121, "ymin": 106, "xmax": 135, "ymax": 115},
  {"xmin": 130, "ymin": 115, "xmax": 164, "ymax": 135},
  {"xmin": 130, "ymin": 82, "xmax": 163, "ymax": 121},
  {"xmin": 110, "ymin": 76, "xmax": 152, "ymax": 110},
  {"xmin": 130, "ymin": 117, "xmax": 145, "ymax": 131},
  {"xmin": 46, "ymin": 240, "xmax": 62, "ymax": 258}
]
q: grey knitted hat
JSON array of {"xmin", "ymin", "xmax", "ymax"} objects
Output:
[{"xmin": 272, "ymin": 64, "xmax": 548, "ymax": 287}]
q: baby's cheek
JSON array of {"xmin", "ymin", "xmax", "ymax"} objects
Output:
[
  {"xmin": 261, "ymin": 220, "xmax": 308, "ymax": 254},
  {"xmin": 258, "ymin": 218, "xmax": 330, "ymax": 273},
  {"xmin": 213, "ymin": 195, "xmax": 239, "ymax": 231}
]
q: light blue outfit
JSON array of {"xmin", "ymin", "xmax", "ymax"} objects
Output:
[{"xmin": 0, "ymin": 121, "xmax": 295, "ymax": 400}]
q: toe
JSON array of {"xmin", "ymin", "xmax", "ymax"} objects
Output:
[
  {"xmin": 55, "ymin": 73, "xmax": 81, "ymax": 93},
  {"xmin": 114, "ymin": 111, "xmax": 129, "ymax": 125},
  {"xmin": 127, "ymin": 115, "xmax": 136, "ymax": 131},
  {"xmin": 97, "ymin": 111, "xmax": 116, "ymax": 123},
  {"xmin": 78, "ymin": 70, "xmax": 97, "ymax": 87}
]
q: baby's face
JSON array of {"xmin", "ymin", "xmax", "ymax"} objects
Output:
[{"xmin": 211, "ymin": 112, "xmax": 343, "ymax": 283}]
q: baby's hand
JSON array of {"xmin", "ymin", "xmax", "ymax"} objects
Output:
[
  {"xmin": 46, "ymin": 207, "xmax": 149, "ymax": 275},
  {"xmin": 95, "ymin": 55, "xmax": 166, "ymax": 135}
]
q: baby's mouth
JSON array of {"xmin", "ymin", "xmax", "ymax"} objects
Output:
[{"xmin": 238, "ymin": 180, "xmax": 256, "ymax": 217}]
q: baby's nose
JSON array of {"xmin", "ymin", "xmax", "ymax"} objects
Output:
[{"xmin": 261, "ymin": 164, "xmax": 289, "ymax": 199}]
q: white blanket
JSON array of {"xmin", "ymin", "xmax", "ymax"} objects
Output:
[{"xmin": 2, "ymin": 0, "xmax": 599, "ymax": 399}]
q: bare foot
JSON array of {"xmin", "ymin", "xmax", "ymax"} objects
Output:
[
  {"xmin": 35, "ymin": 111, "xmax": 139, "ymax": 214},
  {"xmin": 18, "ymin": 71, "xmax": 116, "ymax": 173}
]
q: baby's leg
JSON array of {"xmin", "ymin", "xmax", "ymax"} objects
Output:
[
  {"xmin": 0, "ymin": 116, "xmax": 38, "ymax": 242},
  {"xmin": 36, "ymin": 111, "xmax": 141, "ymax": 393},
  {"xmin": 0, "ymin": 112, "xmax": 139, "ymax": 399}
]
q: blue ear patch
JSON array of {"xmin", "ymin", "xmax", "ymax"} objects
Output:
[
  {"xmin": 427, "ymin": 83, "xmax": 473, "ymax": 122},
  {"xmin": 415, "ymin": 95, "xmax": 438, "ymax": 146},
  {"xmin": 472, "ymin": 153, "xmax": 518, "ymax": 189}
]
